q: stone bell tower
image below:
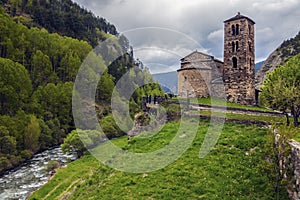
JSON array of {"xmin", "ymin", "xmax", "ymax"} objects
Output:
[{"xmin": 223, "ymin": 12, "xmax": 255, "ymax": 105}]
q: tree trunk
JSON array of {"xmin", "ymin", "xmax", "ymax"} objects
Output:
[
  {"xmin": 291, "ymin": 104, "xmax": 299, "ymax": 126},
  {"xmin": 284, "ymin": 112, "xmax": 290, "ymax": 126},
  {"xmin": 294, "ymin": 115, "xmax": 299, "ymax": 127}
]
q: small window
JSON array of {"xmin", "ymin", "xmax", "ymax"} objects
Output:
[
  {"xmin": 248, "ymin": 42, "xmax": 252, "ymax": 52},
  {"xmin": 232, "ymin": 25, "xmax": 235, "ymax": 36},
  {"xmin": 232, "ymin": 42, "xmax": 235, "ymax": 52},
  {"xmin": 248, "ymin": 25, "xmax": 251, "ymax": 34},
  {"xmin": 236, "ymin": 24, "xmax": 239, "ymax": 35},
  {"xmin": 232, "ymin": 57, "xmax": 238, "ymax": 68},
  {"xmin": 236, "ymin": 41, "xmax": 239, "ymax": 51}
]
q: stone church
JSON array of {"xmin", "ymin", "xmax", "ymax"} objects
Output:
[{"xmin": 177, "ymin": 13, "xmax": 256, "ymax": 105}]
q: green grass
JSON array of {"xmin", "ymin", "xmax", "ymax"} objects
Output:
[
  {"xmin": 172, "ymin": 97, "xmax": 270, "ymax": 112},
  {"xmin": 193, "ymin": 110, "xmax": 285, "ymax": 124},
  {"xmin": 29, "ymin": 120, "xmax": 289, "ymax": 200},
  {"xmin": 291, "ymin": 127, "xmax": 300, "ymax": 143}
]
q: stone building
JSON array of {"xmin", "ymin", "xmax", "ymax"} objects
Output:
[{"xmin": 177, "ymin": 12, "xmax": 256, "ymax": 105}]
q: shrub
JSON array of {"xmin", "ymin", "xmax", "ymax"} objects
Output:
[{"xmin": 45, "ymin": 160, "xmax": 60, "ymax": 172}]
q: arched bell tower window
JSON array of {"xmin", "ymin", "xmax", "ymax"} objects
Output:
[
  {"xmin": 248, "ymin": 25, "xmax": 251, "ymax": 34},
  {"xmin": 236, "ymin": 41, "xmax": 239, "ymax": 51},
  {"xmin": 236, "ymin": 24, "xmax": 239, "ymax": 35},
  {"xmin": 232, "ymin": 57, "xmax": 238, "ymax": 68},
  {"xmin": 232, "ymin": 42, "xmax": 235, "ymax": 52},
  {"xmin": 232, "ymin": 25, "xmax": 235, "ymax": 36},
  {"xmin": 248, "ymin": 42, "xmax": 252, "ymax": 52}
]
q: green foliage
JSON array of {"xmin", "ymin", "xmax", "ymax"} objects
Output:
[
  {"xmin": 24, "ymin": 115, "xmax": 41, "ymax": 153},
  {"xmin": 31, "ymin": 50, "xmax": 58, "ymax": 87},
  {"xmin": 0, "ymin": 135, "xmax": 16, "ymax": 154},
  {"xmin": 61, "ymin": 129, "xmax": 105, "ymax": 158},
  {"xmin": 45, "ymin": 160, "xmax": 60, "ymax": 172},
  {"xmin": 0, "ymin": 58, "xmax": 32, "ymax": 115},
  {"xmin": 2, "ymin": 0, "xmax": 118, "ymax": 47},
  {"xmin": 0, "ymin": 4, "xmax": 163, "ymax": 175},
  {"xmin": 61, "ymin": 130, "xmax": 85, "ymax": 158},
  {"xmin": 261, "ymin": 53, "xmax": 300, "ymax": 126},
  {"xmin": 99, "ymin": 115, "xmax": 124, "ymax": 139}
]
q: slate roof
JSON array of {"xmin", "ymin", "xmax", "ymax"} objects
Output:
[{"xmin": 224, "ymin": 12, "xmax": 255, "ymax": 24}]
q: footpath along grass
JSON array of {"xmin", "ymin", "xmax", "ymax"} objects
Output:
[{"xmin": 29, "ymin": 120, "xmax": 289, "ymax": 200}]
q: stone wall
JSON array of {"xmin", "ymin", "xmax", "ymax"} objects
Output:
[
  {"xmin": 288, "ymin": 140, "xmax": 300, "ymax": 200},
  {"xmin": 178, "ymin": 68, "xmax": 211, "ymax": 98},
  {"xmin": 223, "ymin": 16, "xmax": 255, "ymax": 105}
]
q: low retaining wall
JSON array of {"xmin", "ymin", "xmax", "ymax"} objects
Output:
[{"xmin": 289, "ymin": 140, "xmax": 300, "ymax": 200}]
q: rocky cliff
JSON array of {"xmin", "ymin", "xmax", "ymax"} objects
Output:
[{"xmin": 255, "ymin": 31, "xmax": 300, "ymax": 88}]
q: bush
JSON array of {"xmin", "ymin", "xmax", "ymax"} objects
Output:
[
  {"xmin": 166, "ymin": 104, "xmax": 181, "ymax": 121},
  {"xmin": 99, "ymin": 115, "xmax": 124, "ymax": 139},
  {"xmin": 45, "ymin": 160, "xmax": 60, "ymax": 172},
  {"xmin": 20, "ymin": 149, "xmax": 33, "ymax": 160},
  {"xmin": 0, "ymin": 157, "xmax": 12, "ymax": 171}
]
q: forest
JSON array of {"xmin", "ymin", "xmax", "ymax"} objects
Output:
[
  {"xmin": 0, "ymin": 5, "xmax": 162, "ymax": 173},
  {"xmin": 0, "ymin": 0, "xmax": 118, "ymax": 46}
]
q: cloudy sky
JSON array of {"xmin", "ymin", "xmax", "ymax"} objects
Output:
[{"xmin": 74, "ymin": 0, "xmax": 300, "ymax": 74}]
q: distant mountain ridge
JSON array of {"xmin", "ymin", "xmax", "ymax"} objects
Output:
[
  {"xmin": 152, "ymin": 71, "xmax": 178, "ymax": 94},
  {"xmin": 153, "ymin": 62, "xmax": 264, "ymax": 94},
  {"xmin": 255, "ymin": 31, "xmax": 300, "ymax": 88}
]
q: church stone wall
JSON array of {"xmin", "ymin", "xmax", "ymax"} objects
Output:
[{"xmin": 178, "ymin": 68, "xmax": 211, "ymax": 98}]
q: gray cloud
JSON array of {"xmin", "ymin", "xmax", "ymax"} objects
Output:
[{"xmin": 73, "ymin": 0, "xmax": 300, "ymax": 73}]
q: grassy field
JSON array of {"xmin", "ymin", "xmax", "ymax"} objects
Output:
[
  {"xmin": 29, "ymin": 119, "xmax": 289, "ymax": 200},
  {"xmin": 172, "ymin": 97, "xmax": 270, "ymax": 112},
  {"xmin": 197, "ymin": 110, "xmax": 285, "ymax": 124}
]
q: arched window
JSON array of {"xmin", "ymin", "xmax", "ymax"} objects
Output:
[
  {"xmin": 236, "ymin": 24, "xmax": 239, "ymax": 35},
  {"xmin": 232, "ymin": 42, "xmax": 235, "ymax": 52},
  {"xmin": 232, "ymin": 25, "xmax": 235, "ymax": 36},
  {"xmin": 248, "ymin": 25, "xmax": 251, "ymax": 34},
  {"xmin": 248, "ymin": 42, "xmax": 252, "ymax": 52},
  {"xmin": 232, "ymin": 57, "xmax": 238, "ymax": 68},
  {"xmin": 236, "ymin": 41, "xmax": 239, "ymax": 51}
]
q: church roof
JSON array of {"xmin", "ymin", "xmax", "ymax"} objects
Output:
[
  {"xmin": 224, "ymin": 12, "xmax": 255, "ymax": 24},
  {"xmin": 181, "ymin": 50, "xmax": 223, "ymax": 63},
  {"xmin": 181, "ymin": 50, "xmax": 213, "ymax": 61}
]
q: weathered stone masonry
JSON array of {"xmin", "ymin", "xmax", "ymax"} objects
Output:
[{"xmin": 178, "ymin": 13, "xmax": 256, "ymax": 105}]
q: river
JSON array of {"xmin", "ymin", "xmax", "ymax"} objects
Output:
[{"xmin": 0, "ymin": 147, "xmax": 77, "ymax": 200}]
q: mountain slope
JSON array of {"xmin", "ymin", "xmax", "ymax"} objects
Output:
[
  {"xmin": 255, "ymin": 31, "xmax": 300, "ymax": 88},
  {"xmin": 0, "ymin": 0, "xmax": 117, "ymax": 47},
  {"xmin": 255, "ymin": 61, "xmax": 264, "ymax": 72},
  {"xmin": 152, "ymin": 71, "xmax": 178, "ymax": 94}
]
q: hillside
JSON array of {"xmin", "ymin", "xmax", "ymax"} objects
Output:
[
  {"xmin": 255, "ymin": 31, "xmax": 300, "ymax": 88},
  {"xmin": 0, "ymin": 0, "xmax": 117, "ymax": 47},
  {"xmin": 0, "ymin": 6, "xmax": 163, "ymax": 174},
  {"xmin": 29, "ymin": 120, "xmax": 289, "ymax": 199},
  {"xmin": 255, "ymin": 61, "xmax": 264, "ymax": 72}
]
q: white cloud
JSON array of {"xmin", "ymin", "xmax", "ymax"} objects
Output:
[{"xmin": 73, "ymin": 0, "xmax": 300, "ymax": 73}]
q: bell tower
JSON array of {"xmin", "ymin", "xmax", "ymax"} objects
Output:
[{"xmin": 223, "ymin": 12, "xmax": 255, "ymax": 105}]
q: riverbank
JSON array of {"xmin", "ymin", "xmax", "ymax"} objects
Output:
[{"xmin": 0, "ymin": 147, "xmax": 76, "ymax": 200}]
